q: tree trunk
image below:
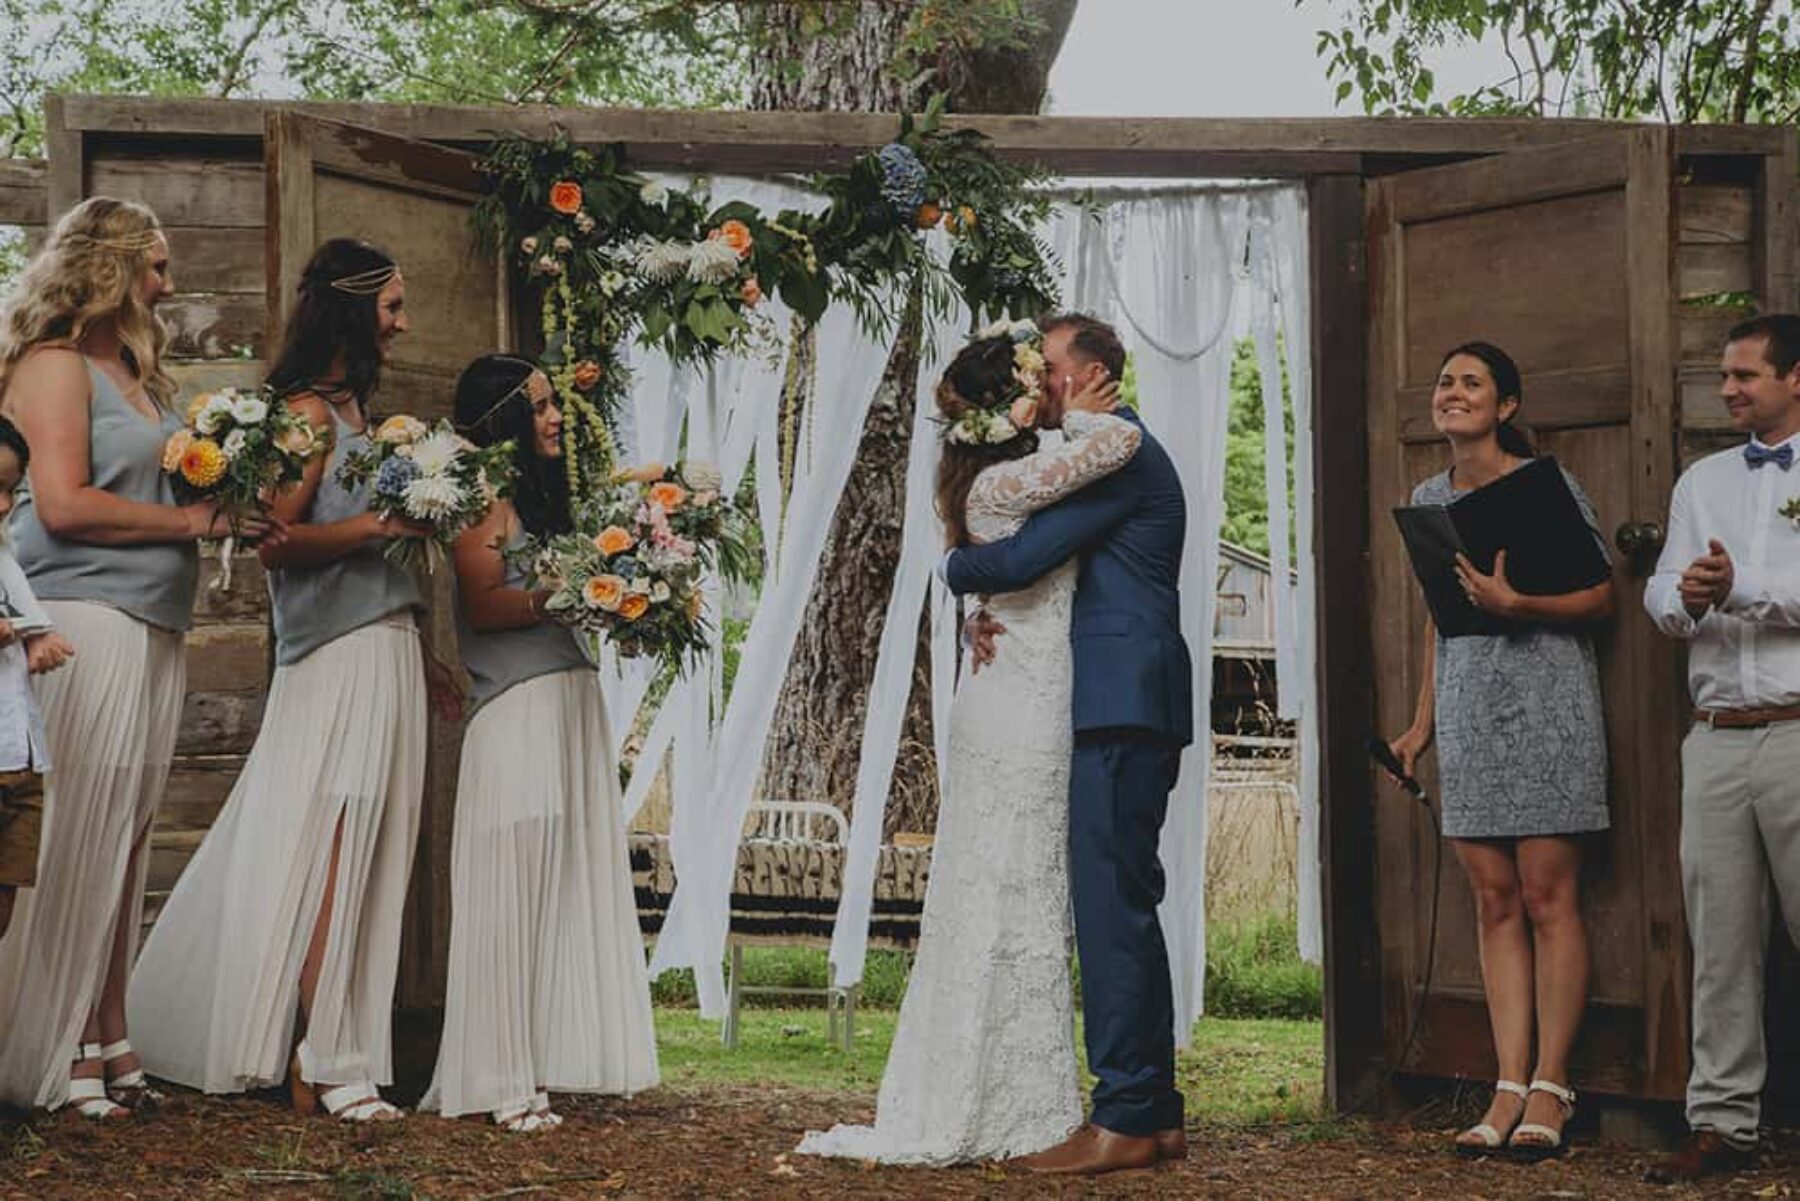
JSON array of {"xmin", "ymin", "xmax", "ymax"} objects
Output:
[{"xmin": 751, "ymin": 1, "xmax": 1076, "ymax": 836}]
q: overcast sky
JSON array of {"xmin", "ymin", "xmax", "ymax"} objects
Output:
[{"xmin": 1049, "ymin": 1, "xmax": 1520, "ymax": 118}]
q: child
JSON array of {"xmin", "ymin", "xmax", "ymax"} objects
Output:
[{"xmin": 0, "ymin": 416, "xmax": 73, "ymax": 940}]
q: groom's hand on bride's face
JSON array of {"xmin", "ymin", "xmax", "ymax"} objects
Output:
[{"xmin": 963, "ymin": 610, "xmax": 1006, "ymax": 674}]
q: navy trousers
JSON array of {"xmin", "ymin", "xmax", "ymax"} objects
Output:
[{"xmin": 1070, "ymin": 730, "xmax": 1184, "ymax": 1135}]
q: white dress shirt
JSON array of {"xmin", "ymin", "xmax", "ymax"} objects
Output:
[{"xmin": 1645, "ymin": 433, "xmax": 1800, "ymax": 709}]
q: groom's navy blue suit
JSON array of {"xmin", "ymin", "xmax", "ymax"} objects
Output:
[{"xmin": 944, "ymin": 407, "xmax": 1190, "ymax": 1137}]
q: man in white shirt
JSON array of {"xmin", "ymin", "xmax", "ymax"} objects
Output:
[{"xmin": 1645, "ymin": 313, "xmax": 1800, "ymax": 1181}]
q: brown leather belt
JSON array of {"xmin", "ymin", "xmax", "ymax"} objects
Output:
[{"xmin": 1696, "ymin": 704, "xmax": 1800, "ymax": 729}]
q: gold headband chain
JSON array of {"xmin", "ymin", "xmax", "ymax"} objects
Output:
[
  {"xmin": 453, "ymin": 376, "xmax": 532, "ymax": 434},
  {"xmin": 327, "ymin": 265, "xmax": 400, "ymax": 295},
  {"xmin": 60, "ymin": 229, "xmax": 164, "ymax": 254}
]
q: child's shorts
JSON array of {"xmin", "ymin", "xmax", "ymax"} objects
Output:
[{"xmin": 0, "ymin": 769, "xmax": 43, "ymax": 887}]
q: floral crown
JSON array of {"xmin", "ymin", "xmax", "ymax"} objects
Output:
[{"xmin": 942, "ymin": 318, "xmax": 1047, "ymax": 447}]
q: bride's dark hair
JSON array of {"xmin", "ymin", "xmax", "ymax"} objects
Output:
[{"xmin": 934, "ymin": 335, "xmax": 1038, "ymax": 548}]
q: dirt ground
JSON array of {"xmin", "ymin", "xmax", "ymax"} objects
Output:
[{"xmin": 4, "ymin": 1084, "xmax": 1800, "ymax": 1200}]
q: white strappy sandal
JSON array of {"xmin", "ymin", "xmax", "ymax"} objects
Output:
[
  {"xmin": 492, "ymin": 1094, "xmax": 558, "ymax": 1133},
  {"xmin": 100, "ymin": 1039, "xmax": 163, "ymax": 1108},
  {"xmin": 1455, "ymin": 1079, "xmax": 1527, "ymax": 1155},
  {"xmin": 317, "ymin": 1081, "xmax": 404, "ymax": 1123},
  {"xmin": 68, "ymin": 1043, "xmax": 129, "ymax": 1121},
  {"xmin": 1509, "ymin": 1079, "xmax": 1576, "ymax": 1159}
]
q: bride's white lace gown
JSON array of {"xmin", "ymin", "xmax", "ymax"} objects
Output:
[{"xmin": 797, "ymin": 410, "xmax": 1141, "ymax": 1164}]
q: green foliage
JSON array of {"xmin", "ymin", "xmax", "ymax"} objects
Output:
[
  {"xmin": 650, "ymin": 945, "xmax": 913, "ymax": 1009},
  {"xmin": 1309, "ymin": 0, "xmax": 1800, "ymax": 121},
  {"xmin": 1205, "ymin": 911, "xmax": 1324, "ymax": 1021},
  {"xmin": 1221, "ymin": 338, "xmax": 1297, "ymax": 558}
]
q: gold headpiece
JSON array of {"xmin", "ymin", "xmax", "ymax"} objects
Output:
[
  {"xmin": 327, "ymin": 265, "xmax": 400, "ymax": 295},
  {"xmin": 61, "ymin": 229, "xmax": 164, "ymax": 255},
  {"xmin": 454, "ymin": 375, "xmax": 533, "ymax": 434}
]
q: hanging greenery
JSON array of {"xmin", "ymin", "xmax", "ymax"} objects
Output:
[{"xmin": 471, "ymin": 94, "xmax": 1059, "ymax": 499}]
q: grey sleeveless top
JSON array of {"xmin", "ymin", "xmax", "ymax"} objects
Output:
[
  {"xmin": 457, "ymin": 524, "xmax": 590, "ymax": 714},
  {"xmin": 11, "ymin": 359, "xmax": 199, "ymax": 632},
  {"xmin": 268, "ymin": 400, "xmax": 423, "ymax": 666}
]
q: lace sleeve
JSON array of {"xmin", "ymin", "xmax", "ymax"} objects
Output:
[{"xmin": 968, "ymin": 411, "xmax": 1142, "ymax": 522}]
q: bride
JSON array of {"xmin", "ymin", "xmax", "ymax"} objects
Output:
[{"xmin": 798, "ymin": 319, "xmax": 1138, "ymax": 1164}]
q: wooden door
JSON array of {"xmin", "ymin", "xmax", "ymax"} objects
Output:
[
  {"xmin": 265, "ymin": 111, "xmax": 511, "ymax": 1006},
  {"xmin": 1365, "ymin": 129, "xmax": 1690, "ymax": 1098}
]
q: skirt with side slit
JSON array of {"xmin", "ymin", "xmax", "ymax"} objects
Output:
[{"xmin": 126, "ymin": 617, "xmax": 426, "ymax": 1093}]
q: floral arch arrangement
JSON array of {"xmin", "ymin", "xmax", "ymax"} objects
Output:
[{"xmin": 472, "ymin": 96, "xmax": 1061, "ymax": 498}]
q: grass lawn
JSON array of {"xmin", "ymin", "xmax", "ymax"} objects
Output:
[{"xmin": 654, "ymin": 1006, "xmax": 1329, "ymax": 1132}]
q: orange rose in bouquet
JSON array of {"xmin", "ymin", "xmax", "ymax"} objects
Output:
[{"xmin": 548, "ymin": 180, "xmax": 583, "ymax": 215}]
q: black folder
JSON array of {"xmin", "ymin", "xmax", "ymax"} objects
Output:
[{"xmin": 1393, "ymin": 456, "xmax": 1611, "ymax": 637}]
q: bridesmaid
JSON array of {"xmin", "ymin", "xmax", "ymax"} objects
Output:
[
  {"xmin": 127, "ymin": 238, "xmax": 459, "ymax": 1122},
  {"xmin": 0, "ymin": 197, "xmax": 269, "ymax": 1117},
  {"xmin": 420, "ymin": 355, "xmax": 657, "ymax": 1131}
]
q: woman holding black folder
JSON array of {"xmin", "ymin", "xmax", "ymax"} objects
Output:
[{"xmin": 1386, "ymin": 342, "xmax": 1613, "ymax": 1159}]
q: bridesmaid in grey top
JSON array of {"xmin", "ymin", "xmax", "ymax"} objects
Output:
[
  {"xmin": 420, "ymin": 354, "xmax": 658, "ymax": 1131},
  {"xmin": 0, "ymin": 197, "xmax": 275, "ymax": 1120},
  {"xmin": 126, "ymin": 239, "xmax": 460, "ymax": 1123},
  {"xmin": 1385, "ymin": 342, "xmax": 1614, "ymax": 1161}
]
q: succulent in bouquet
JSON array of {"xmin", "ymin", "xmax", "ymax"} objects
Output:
[
  {"xmin": 521, "ymin": 459, "xmax": 757, "ymax": 670},
  {"xmin": 336, "ymin": 415, "xmax": 516, "ymax": 572},
  {"xmin": 163, "ymin": 385, "xmax": 325, "ymax": 587}
]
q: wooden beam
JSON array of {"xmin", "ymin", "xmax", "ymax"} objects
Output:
[
  {"xmin": 1310, "ymin": 173, "xmax": 1383, "ymax": 1116},
  {"xmin": 43, "ymin": 95, "xmax": 83, "ymax": 220},
  {"xmin": 1757, "ymin": 124, "xmax": 1799, "ymax": 311},
  {"xmin": 55, "ymin": 95, "xmax": 1793, "ymax": 178},
  {"xmin": 0, "ymin": 158, "xmax": 46, "ymax": 225}
]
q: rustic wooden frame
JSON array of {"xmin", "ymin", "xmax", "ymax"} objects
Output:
[{"xmin": 5, "ymin": 93, "xmax": 1796, "ymax": 1117}]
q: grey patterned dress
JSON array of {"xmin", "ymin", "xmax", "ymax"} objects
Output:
[{"xmin": 1415, "ymin": 466, "xmax": 1611, "ymax": 839}]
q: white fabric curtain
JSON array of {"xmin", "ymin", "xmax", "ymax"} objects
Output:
[{"xmin": 611, "ymin": 173, "xmax": 1318, "ymax": 1027}]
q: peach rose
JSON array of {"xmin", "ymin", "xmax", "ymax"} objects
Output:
[
  {"xmin": 549, "ymin": 180, "xmax": 584, "ymax": 215},
  {"xmin": 594, "ymin": 525, "xmax": 636, "ymax": 556},
  {"xmin": 740, "ymin": 276, "xmax": 763, "ymax": 307},
  {"xmin": 584, "ymin": 574, "xmax": 625, "ymax": 611},
  {"xmin": 572, "ymin": 360, "xmax": 603, "ymax": 390},
  {"xmin": 618, "ymin": 593, "xmax": 651, "ymax": 621},
  {"xmin": 161, "ymin": 429, "xmax": 194, "ymax": 473},
  {"xmin": 710, "ymin": 219, "xmax": 754, "ymax": 258},
  {"xmin": 1008, "ymin": 394, "xmax": 1039, "ymax": 431},
  {"xmin": 914, "ymin": 202, "xmax": 943, "ymax": 229},
  {"xmin": 648, "ymin": 481, "xmax": 687, "ymax": 511}
]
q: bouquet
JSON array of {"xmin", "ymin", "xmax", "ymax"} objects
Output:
[
  {"xmin": 164, "ymin": 385, "xmax": 324, "ymax": 588},
  {"xmin": 336, "ymin": 415, "xmax": 516, "ymax": 571},
  {"xmin": 522, "ymin": 460, "xmax": 757, "ymax": 668}
]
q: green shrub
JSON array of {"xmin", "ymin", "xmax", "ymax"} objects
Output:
[
  {"xmin": 1205, "ymin": 911, "xmax": 1323, "ymax": 1020},
  {"xmin": 649, "ymin": 946, "xmax": 913, "ymax": 1009}
]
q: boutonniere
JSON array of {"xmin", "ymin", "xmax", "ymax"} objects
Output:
[{"xmin": 1781, "ymin": 496, "xmax": 1800, "ymax": 530}]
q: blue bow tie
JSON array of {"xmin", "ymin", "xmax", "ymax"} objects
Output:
[{"xmin": 1745, "ymin": 442, "xmax": 1794, "ymax": 470}]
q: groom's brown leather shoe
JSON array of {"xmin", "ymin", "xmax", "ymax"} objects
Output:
[
  {"xmin": 1155, "ymin": 1126, "xmax": 1189, "ymax": 1161},
  {"xmin": 1016, "ymin": 1124, "xmax": 1159, "ymax": 1175}
]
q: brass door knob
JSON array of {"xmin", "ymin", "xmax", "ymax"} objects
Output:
[{"xmin": 1614, "ymin": 520, "xmax": 1665, "ymax": 569}]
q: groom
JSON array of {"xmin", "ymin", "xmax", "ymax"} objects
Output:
[{"xmin": 944, "ymin": 312, "xmax": 1192, "ymax": 1174}]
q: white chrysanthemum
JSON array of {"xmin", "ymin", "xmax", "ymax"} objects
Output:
[
  {"xmin": 402, "ymin": 474, "xmax": 462, "ymax": 521},
  {"xmin": 222, "ymin": 429, "xmax": 248, "ymax": 460},
  {"xmin": 640, "ymin": 179, "xmax": 669, "ymax": 206},
  {"xmin": 230, "ymin": 396, "xmax": 268, "ymax": 425},
  {"xmin": 680, "ymin": 460, "xmax": 723, "ymax": 492},
  {"xmin": 636, "ymin": 238, "xmax": 691, "ymax": 282},
  {"xmin": 195, "ymin": 396, "xmax": 233, "ymax": 436},
  {"xmin": 407, "ymin": 430, "xmax": 463, "ymax": 476},
  {"xmin": 686, "ymin": 239, "xmax": 741, "ymax": 285}
]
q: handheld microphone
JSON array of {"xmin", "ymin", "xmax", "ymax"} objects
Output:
[{"xmin": 1367, "ymin": 735, "xmax": 1431, "ymax": 806}]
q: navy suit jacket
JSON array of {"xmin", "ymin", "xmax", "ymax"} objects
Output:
[{"xmin": 944, "ymin": 409, "xmax": 1194, "ymax": 747}]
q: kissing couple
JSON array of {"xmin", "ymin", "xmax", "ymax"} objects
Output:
[{"xmin": 800, "ymin": 312, "xmax": 1194, "ymax": 1175}]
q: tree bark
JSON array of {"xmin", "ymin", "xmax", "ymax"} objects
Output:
[{"xmin": 750, "ymin": 0, "xmax": 1076, "ymax": 836}]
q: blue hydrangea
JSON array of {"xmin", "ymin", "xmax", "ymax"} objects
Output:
[
  {"xmin": 375, "ymin": 454, "xmax": 422, "ymax": 498},
  {"xmin": 876, "ymin": 142, "xmax": 929, "ymax": 214}
]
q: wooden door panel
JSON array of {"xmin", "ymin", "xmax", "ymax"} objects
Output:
[
  {"xmin": 1367, "ymin": 129, "xmax": 1686, "ymax": 1098},
  {"xmin": 265, "ymin": 110, "xmax": 508, "ymax": 1007}
]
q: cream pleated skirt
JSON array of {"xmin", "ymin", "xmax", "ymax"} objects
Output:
[
  {"xmin": 0, "ymin": 601, "xmax": 186, "ymax": 1110},
  {"xmin": 421, "ymin": 668, "xmax": 658, "ymax": 1117},
  {"xmin": 126, "ymin": 618, "xmax": 425, "ymax": 1093}
]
